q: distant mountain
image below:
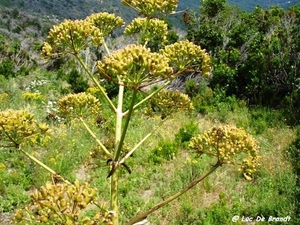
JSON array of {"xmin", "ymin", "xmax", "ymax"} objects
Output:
[
  {"xmin": 228, "ymin": 0, "xmax": 300, "ymax": 11},
  {"xmin": 0, "ymin": 0, "xmax": 299, "ymax": 23},
  {"xmin": 0, "ymin": 0, "xmax": 137, "ymax": 21}
]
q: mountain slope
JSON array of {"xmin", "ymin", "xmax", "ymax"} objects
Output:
[
  {"xmin": 0, "ymin": 0, "xmax": 137, "ymax": 21},
  {"xmin": 1, "ymin": 0, "xmax": 299, "ymax": 23}
]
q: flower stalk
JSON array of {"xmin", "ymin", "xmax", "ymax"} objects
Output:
[{"xmin": 125, "ymin": 161, "xmax": 221, "ymax": 225}]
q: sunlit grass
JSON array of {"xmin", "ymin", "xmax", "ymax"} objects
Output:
[{"xmin": 0, "ymin": 70, "xmax": 298, "ymax": 224}]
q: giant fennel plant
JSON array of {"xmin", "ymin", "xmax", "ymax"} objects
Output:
[{"xmin": 4, "ymin": 0, "xmax": 260, "ymax": 224}]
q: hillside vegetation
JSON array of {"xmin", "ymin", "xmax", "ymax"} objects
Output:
[
  {"xmin": 0, "ymin": 0, "xmax": 299, "ymax": 21},
  {"xmin": 0, "ymin": 0, "xmax": 299, "ymax": 224}
]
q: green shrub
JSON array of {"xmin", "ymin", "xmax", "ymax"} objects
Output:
[
  {"xmin": 148, "ymin": 140, "xmax": 178, "ymax": 164},
  {"xmin": 0, "ymin": 184, "xmax": 29, "ymax": 212},
  {"xmin": 249, "ymin": 107, "xmax": 285, "ymax": 134},
  {"xmin": 175, "ymin": 121, "xmax": 199, "ymax": 146},
  {"xmin": 185, "ymin": 79, "xmax": 201, "ymax": 98},
  {"xmin": 67, "ymin": 69, "xmax": 89, "ymax": 93},
  {"xmin": 0, "ymin": 59, "xmax": 15, "ymax": 78},
  {"xmin": 286, "ymin": 126, "xmax": 300, "ymax": 224},
  {"xmin": 191, "ymin": 87, "xmax": 214, "ymax": 114}
]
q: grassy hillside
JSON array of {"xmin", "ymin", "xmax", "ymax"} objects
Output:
[
  {"xmin": 0, "ymin": 1, "xmax": 299, "ymax": 224},
  {"xmin": 0, "ymin": 71, "xmax": 298, "ymax": 224}
]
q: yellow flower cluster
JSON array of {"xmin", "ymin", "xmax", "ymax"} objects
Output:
[
  {"xmin": 161, "ymin": 40, "xmax": 211, "ymax": 77},
  {"xmin": 189, "ymin": 125, "xmax": 259, "ymax": 180},
  {"xmin": 122, "ymin": 0, "xmax": 178, "ymax": 17},
  {"xmin": 85, "ymin": 12, "xmax": 124, "ymax": 37},
  {"xmin": 57, "ymin": 92, "xmax": 101, "ymax": 118},
  {"xmin": 0, "ymin": 93, "xmax": 9, "ymax": 102},
  {"xmin": 22, "ymin": 92, "xmax": 44, "ymax": 102},
  {"xmin": 145, "ymin": 89, "xmax": 194, "ymax": 116},
  {"xmin": 125, "ymin": 18, "xmax": 168, "ymax": 45},
  {"xmin": 14, "ymin": 180, "xmax": 113, "ymax": 225},
  {"xmin": 42, "ymin": 19, "xmax": 104, "ymax": 57},
  {"xmin": 0, "ymin": 109, "xmax": 49, "ymax": 147},
  {"xmin": 97, "ymin": 44, "xmax": 172, "ymax": 89},
  {"xmin": 86, "ymin": 86, "xmax": 106, "ymax": 96}
]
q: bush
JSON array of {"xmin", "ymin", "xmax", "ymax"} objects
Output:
[
  {"xmin": 185, "ymin": 79, "xmax": 201, "ymax": 98},
  {"xmin": 175, "ymin": 122, "xmax": 199, "ymax": 146},
  {"xmin": 191, "ymin": 87, "xmax": 214, "ymax": 114},
  {"xmin": 148, "ymin": 140, "xmax": 178, "ymax": 164},
  {"xmin": 286, "ymin": 126, "xmax": 300, "ymax": 224},
  {"xmin": 67, "ymin": 69, "xmax": 89, "ymax": 93},
  {"xmin": 0, "ymin": 59, "xmax": 15, "ymax": 78}
]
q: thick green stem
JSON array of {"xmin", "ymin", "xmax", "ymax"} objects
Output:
[
  {"xmin": 125, "ymin": 162, "xmax": 221, "ymax": 225},
  {"xmin": 19, "ymin": 148, "xmax": 70, "ymax": 184},
  {"xmin": 114, "ymin": 85, "xmax": 125, "ymax": 159},
  {"xmin": 74, "ymin": 54, "xmax": 116, "ymax": 112},
  {"xmin": 110, "ymin": 84, "xmax": 125, "ymax": 225},
  {"xmin": 110, "ymin": 171, "xmax": 119, "ymax": 225},
  {"xmin": 114, "ymin": 89, "xmax": 138, "ymax": 161}
]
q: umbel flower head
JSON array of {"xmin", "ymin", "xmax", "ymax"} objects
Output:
[
  {"xmin": 97, "ymin": 44, "xmax": 173, "ymax": 89},
  {"xmin": 57, "ymin": 92, "xmax": 101, "ymax": 118},
  {"xmin": 145, "ymin": 89, "xmax": 194, "ymax": 116},
  {"xmin": 42, "ymin": 19, "xmax": 104, "ymax": 57},
  {"xmin": 85, "ymin": 12, "xmax": 125, "ymax": 37},
  {"xmin": 161, "ymin": 40, "xmax": 211, "ymax": 77},
  {"xmin": 125, "ymin": 18, "xmax": 168, "ymax": 46},
  {"xmin": 14, "ymin": 180, "xmax": 113, "ymax": 225},
  {"xmin": 122, "ymin": 0, "xmax": 178, "ymax": 17},
  {"xmin": 189, "ymin": 125, "xmax": 260, "ymax": 180},
  {"xmin": 0, "ymin": 109, "xmax": 49, "ymax": 147}
]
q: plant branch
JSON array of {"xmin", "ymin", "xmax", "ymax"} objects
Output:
[
  {"xmin": 19, "ymin": 148, "xmax": 71, "ymax": 184},
  {"xmin": 79, "ymin": 117, "xmax": 112, "ymax": 158},
  {"xmin": 102, "ymin": 39, "xmax": 110, "ymax": 55},
  {"xmin": 0, "ymin": 125, "xmax": 20, "ymax": 148},
  {"xmin": 125, "ymin": 161, "xmax": 221, "ymax": 225},
  {"xmin": 119, "ymin": 118, "xmax": 168, "ymax": 165},
  {"xmin": 74, "ymin": 54, "xmax": 116, "ymax": 112},
  {"xmin": 123, "ymin": 81, "xmax": 171, "ymax": 116}
]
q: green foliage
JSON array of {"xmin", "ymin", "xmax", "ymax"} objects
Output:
[
  {"xmin": 0, "ymin": 184, "xmax": 29, "ymax": 213},
  {"xmin": 200, "ymin": 0, "xmax": 227, "ymax": 17},
  {"xmin": 148, "ymin": 140, "xmax": 178, "ymax": 164},
  {"xmin": 191, "ymin": 86, "xmax": 214, "ymax": 114},
  {"xmin": 175, "ymin": 122, "xmax": 199, "ymax": 146},
  {"xmin": 2, "ymin": 1, "xmax": 297, "ymax": 225},
  {"xmin": 0, "ymin": 59, "xmax": 15, "ymax": 78},
  {"xmin": 242, "ymin": 172, "xmax": 297, "ymax": 219},
  {"xmin": 185, "ymin": 79, "xmax": 200, "ymax": 98},
  {"xmin": 286, "ymin": 126, "xmax": 300, "ymax": 223},
  {"xmin": 67, "ymin": 69, "xmax": 89, "ymax": 93},
  {"xmin": 187, "ymin": 2, "xmax": 300, "ymax": 124},
  {"xmin": 198, "ymin": 193, "xmax": 234, "ymax": 225}
]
